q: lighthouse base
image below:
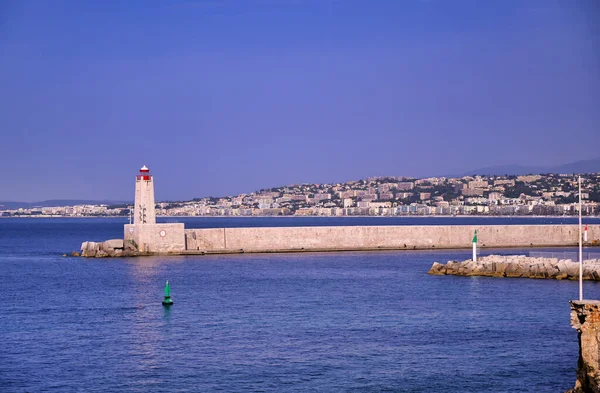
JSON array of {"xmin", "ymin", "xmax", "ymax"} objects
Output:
[{"xmin": 124, "ymin": 224, "xmax": 186, "ymax": 254}]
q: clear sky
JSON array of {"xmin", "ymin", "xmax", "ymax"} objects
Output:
[{"xmin": 1, "ymin": 0, "xmax": 599, "ymax": 202}]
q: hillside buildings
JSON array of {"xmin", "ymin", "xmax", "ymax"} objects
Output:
[{"xmin": 2, "ymin": 172, "xmax": 599, "ymax": 218}]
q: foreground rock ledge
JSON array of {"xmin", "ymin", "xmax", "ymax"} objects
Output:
[
  {"xmin": 428, "ymin": 255, "xmax": 600, "ymax": 280},
  {"xmin": 568, "ymin": 300, "xmax": 600, "ymax": 393}
]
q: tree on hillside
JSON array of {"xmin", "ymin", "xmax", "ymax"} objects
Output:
[{"xmin": 504, "ymin": 182, "xmax": 539, "ymax": 198}]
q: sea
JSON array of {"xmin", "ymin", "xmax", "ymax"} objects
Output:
[{"xmin": 2, "ymin": 216, "xmax": 600, "ymax": 392}]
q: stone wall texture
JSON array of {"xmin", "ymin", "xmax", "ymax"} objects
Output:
[
  {"xmin": 185, "ymin": 228, "xmax": 227, "ymax": 251},
  {"xmin": 124, "ymin": 223, "xmax": 186, "ymax": 253},
  {"xmin": 134, "ymin": 178, "xmax": 156, "ymax": 225},
  {"xmin": 183, "ymin": 224, "xmax": 599, "ymax": 254}
]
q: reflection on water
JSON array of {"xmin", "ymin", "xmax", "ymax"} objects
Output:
[
  {"xmin": 163, "ymin": 304, "xmax": 172, "ymax": 322},
  {"xmin": 0, "ymin": 231, "xmax": 594, "ymax": 392},
  {"xmin": 129, "ymin": 257, "xmax": 167, "ymax": 284}
]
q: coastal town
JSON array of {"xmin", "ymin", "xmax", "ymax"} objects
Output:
[{"xmin": 3, "ymin": 172, "xmax": 599, "ymax": 218}]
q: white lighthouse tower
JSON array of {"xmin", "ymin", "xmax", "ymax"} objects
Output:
[
  {"xmin": 124, "ymin": 165, "xmax": 185, "ymax": 254},
  {"xmin": 134, "ymin": 165, "xmax": 156, "ymax": 225}
]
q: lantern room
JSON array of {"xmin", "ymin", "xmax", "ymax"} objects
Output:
[{"xmin": 137, "ymin": 165, "xmax": 151, "ymax": 181}]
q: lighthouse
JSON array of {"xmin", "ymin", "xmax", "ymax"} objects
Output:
[
  {"xmin": 123, "ymin": 165, "xmax": 185, "ymax": 254},
  {"xmin": 134, "ymin": 165, "xmax": 156, "ymax": 225}
]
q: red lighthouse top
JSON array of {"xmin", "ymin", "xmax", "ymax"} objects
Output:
[{"xmin": 137, "ymin": 165, "xmax": 151, "ymax": 180}]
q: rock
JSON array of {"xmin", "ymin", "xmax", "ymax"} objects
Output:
[
  {"xmin": 71, "ymin": 251, "xmax": 80, "ymax": 257},
  {"xmin": 529, "ymin": 264, "xmax": 543, "ymax": 279},
  {"xmin": 521, "ymin": 263, "xmax": 532, "ymax": 277},
  {"xmin": 81, "ymin": 241, "xmax": 99, "ymax": 257},
  {"xmin": 80, "ymin": 238, "xmax": 127, "ymax": 257},
  {"xmin": 96, "ymin": 249, "xmax": 108, "ymax": 258},
  {"xmin": 103, "ymin": 239, "xmax": 124, "ymax": 249},
  {"xmin": 548, "ymin": 266, "xmax": 561, "ymax": 279},
  {"xmin": 447, "ymin": 261, "xmax": 460, "ymax": 272},
  {"xmin": 555, "ymin": 272, "xmax": 568, "ymax": 280},
  {"xmin": 562, "ymin": 260, "xmax": 580, "ymax": 279},
  {"xmin": 557, "ymin": 260, "xmax": 569, "ymax": 273},
  {"xmin": 428, "ymin": 262, "xmax": 447, "ymax": 275},
  {"xmin": 495, "ymin": 262, "xmax": 509, "ymax": 274},
  {"xmin": 81, "ymin": 241, "xmax": 102, "ymax": 256},
  {"xmin": 430, "ymin": 255, "xmax": 600, "ymax": 282},
  {"xmin": 469, "ymin": 263, "xmax": 491, "ymax": 276},
  {"xmin": 568, "ymin": 301, "xmax": 600, "ymax": 392},
  {"xmin": 505, "ymin": 262, "xmax": 524, "ymax": 278}
]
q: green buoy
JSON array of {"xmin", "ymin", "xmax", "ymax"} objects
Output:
[{"xmin": 162, "ymin": 280, "xmax": 173, "ymax": 306}]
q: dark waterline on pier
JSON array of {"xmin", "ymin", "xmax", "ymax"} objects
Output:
[{"xmin": 0, "ymin": 217, "xmax": 596, "ymax": 392}]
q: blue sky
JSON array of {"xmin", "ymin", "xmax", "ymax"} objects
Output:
[{"xmin": 1, "ymin": 0, "xmax": 599, "ymax": 202}]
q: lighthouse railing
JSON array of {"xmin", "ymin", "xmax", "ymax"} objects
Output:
[{"xmin": 529, "ymin": 251, "xmax": 600, "ymax": 260}]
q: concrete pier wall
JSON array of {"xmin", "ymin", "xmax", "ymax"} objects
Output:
[
  {"xmin": 184, "ymin": 224, "xmax": 600, "ymax": 254},
  {"xmin": 124, "ymin": 223, "xmax": 186, "ymax": 253}
]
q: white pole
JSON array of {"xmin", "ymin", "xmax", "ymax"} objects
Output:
[
  {"xmin": 579, "ymin": 175, "xmax": 583, "ymax": 302},
  {"xmin": 472, "ymin": 241, "xmax": 477, "ymax": 262}
]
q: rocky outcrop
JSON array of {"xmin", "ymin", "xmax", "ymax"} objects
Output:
[
  {"xmin": 567, "ymin": 301, "xmax": 600, "ymax": 393},
  {"xmin": 81, "ymin": 239, "xmax": 127, "ymax": 258},
  {"xmin": 428, "ymin": 255, "xmax": 600, "ymax": 280}
]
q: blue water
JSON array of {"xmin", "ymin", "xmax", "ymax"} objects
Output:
[{"xmin": 1, "ymin": 217, "xmax": 598, "ymax": 392}]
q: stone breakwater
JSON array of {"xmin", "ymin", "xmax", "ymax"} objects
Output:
[
  {"xmin": 428, "ymin": 255, "xmax": 600, "ymax": 280},
  {"xmin": 81, "ymin": 239, "xmax": 128, "ymax": 258}
]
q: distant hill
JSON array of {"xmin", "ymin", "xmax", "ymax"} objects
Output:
[
  {"xmin": 0, "ymin": 200, "xmax": 131, "ymax": 210},
  {"xmin": 550, "ymin": 158, "xmax": 600, "ymax": 175},
  {"xmin": 451, "ymin": 158, "xmax": 600, "ymax": 177}
]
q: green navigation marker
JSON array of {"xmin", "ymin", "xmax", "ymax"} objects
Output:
[{"xmin": 162, "ymin": 280, "xmax": 173, "ymax": 306}]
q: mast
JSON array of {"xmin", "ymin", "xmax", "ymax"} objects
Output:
[{"xmin": 579, "ymin": 175, "xmax": 583, "ymax": 301}]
